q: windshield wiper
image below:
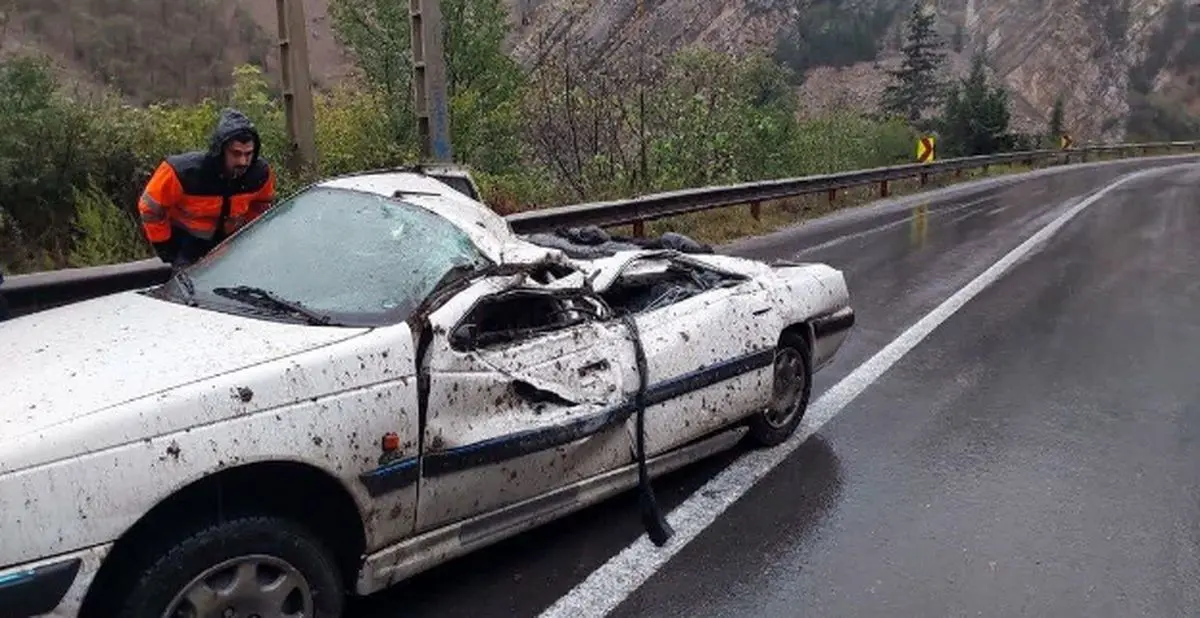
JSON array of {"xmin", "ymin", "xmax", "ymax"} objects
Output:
[{"xmin": 211, "ymin": 286, "xmax": 336, "ymax": 326}]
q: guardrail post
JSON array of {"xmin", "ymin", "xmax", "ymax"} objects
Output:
[
  {"xmin": 749, "ymin": 200, "xmax": 762, "ymax": 221},
  {"xmin": 828, "ymin": 188, "xmax": 836, "ymax": 203},
  {"xmin": 919, "ymin": 172, "xmax": 928, "ymax": 186},
  {"xmin": 632, "ymin": 220, "xmax": 645, "ymax": 237},
  {"xmin": 880, "ymin": 179, "xmax": 889, "ymax": 198}
]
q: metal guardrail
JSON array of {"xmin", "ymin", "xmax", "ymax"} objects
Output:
[
  {"xmin": 3, "ymin": 140, "xmax": 1199, "ymax": 319},
  {"xmin": 506, "ymin": 141, "xmax": 1200, "ymax": 233}
]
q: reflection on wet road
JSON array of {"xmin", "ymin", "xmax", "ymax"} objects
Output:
[{"xmin": 354, "ymin": 156, "xmax": 1200, "ymax": 618}]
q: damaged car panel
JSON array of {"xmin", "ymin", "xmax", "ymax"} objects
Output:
[
  {"xmin": 0, "ymin": 291, "xmax": 370, "ymax": 455},
  {"xmin": 593, "ymin": 255, "xmax": 785, "ymax": 456},
  {"xmin": 416, "ymin": 277, "xmax": 638, "ymax": 530},
  {"xmin": 0, "ymin": 167, "xmax": 855, "ymax": 617}
]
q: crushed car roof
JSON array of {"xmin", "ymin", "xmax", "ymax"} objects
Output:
[
  {"xmin": 317, "ymin": 171, "xmax": 565, "ymax": 268},
  {"xmin": 315, "ymin": 170, "xmax": 770, "ymax": 293}
]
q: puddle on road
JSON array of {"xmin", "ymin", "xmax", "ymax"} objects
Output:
[{"xmin": 910, "ymin": 205, "xmax": 929, "ymax": 248}]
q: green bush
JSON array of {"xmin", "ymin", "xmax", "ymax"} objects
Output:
[
  {"xmin": 0, "ymin": 43, "xmax": 932, "ymax": 275},
  {"xmin": 68, "ymin": 181, "xmax": 154, "ymax": 268}
]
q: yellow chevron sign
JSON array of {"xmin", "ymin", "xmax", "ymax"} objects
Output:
[{"xmin": 917, "ymin": 136, "xmax": 935, "ymax": 163}]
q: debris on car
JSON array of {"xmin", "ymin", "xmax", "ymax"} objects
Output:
[
  {"xmin": 523, "ymin": 225, "xmax": 714, "ymax": 259},
  {"xmin": 0, "ymin": 165, "xmax": 854, "ymax": 617}
]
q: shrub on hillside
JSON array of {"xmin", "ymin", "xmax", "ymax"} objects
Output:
[
  {"xmin": 68, "ymin": 181, "xmax": 154, "ymax": 268},
  {"xmin": 0, "ymin": 47, "xmax": 923, "ymax": 275}
]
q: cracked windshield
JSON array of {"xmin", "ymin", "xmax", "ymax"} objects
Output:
[{"xmin": 184, "ymin": 186, "xmax": 489, "ymax": 320}]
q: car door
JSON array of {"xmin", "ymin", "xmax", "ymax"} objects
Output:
[
  {"xmin": 415, "ymin": 276, "xmax": 638, "ymax": 533},
  {"xmin": 603, "ymin": 255, "xmax": 784, "ymax": 457}
]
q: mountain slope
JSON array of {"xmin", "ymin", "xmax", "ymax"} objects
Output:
[
  {"xmin": 2, "ymin": 0, "xmax": 1195, "ymax": 141},
  {"xmin": 501, "ymin": 0, "xmax": 1200, "ymax": 140},
  {"xmin": 1, "ymin": 0, "xmax": 275, "ymax": 104}
]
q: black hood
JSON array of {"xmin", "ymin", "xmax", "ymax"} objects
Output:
[{"xmin": 207, "ymin": 108, "xmax": 262, "ymax": 166}]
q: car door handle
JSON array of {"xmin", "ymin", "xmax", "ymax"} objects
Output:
[
  {"xmin": 578, "ymin": 359, "xmax": 610, "ymax": 376},
  {"xmin": 753, "ymin": 306, "xmax": 772, "ymax": 315}
]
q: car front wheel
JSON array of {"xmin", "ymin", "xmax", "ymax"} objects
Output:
[
  {"xmin": 115, "ymin": 515, "xmax": 345, "ymax": 618},
  {"xmin": 746, "ymin": 332, "xmax": 812, "ymax": 447}
]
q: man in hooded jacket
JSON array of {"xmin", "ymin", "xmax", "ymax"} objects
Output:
[{"xmin": 137, "ymin": 108, "xmax": 277, "ymax": 267}]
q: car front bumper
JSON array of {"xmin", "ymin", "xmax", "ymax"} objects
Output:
[
  {"xmin": 0, "ymin": 544, "xmax": 111, "ymax": 618},
  {"xmin": 811, "ymin": 306, "xmax": 855, "ymax": 370}
]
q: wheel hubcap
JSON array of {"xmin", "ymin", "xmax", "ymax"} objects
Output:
[
  {"xmin": 162, "ymin": 555, "xmax": 314, "ymax": 618},
  {"xmin": 764, "ymin": 348, "xmax": 806, "ymax": 428}
]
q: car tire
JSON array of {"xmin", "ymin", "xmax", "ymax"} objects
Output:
[
  {"xmin": 746, "ymin": 332, "xmax": 812, "ymax": 447},
  {"xmin": 114, "ymin": 515, "xmax": 345, "ymax": 618}
]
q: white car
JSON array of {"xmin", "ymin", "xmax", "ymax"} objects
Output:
[{"xmin": 0, "ymin": 168, "xmax": 854, "ymax": 617}]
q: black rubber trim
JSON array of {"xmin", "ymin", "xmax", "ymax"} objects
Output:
[
  {"xmin": 421, "ymin": 400, "xmax": 639, "ymax": 477},
  {"xmin": 642, "ymin": 348, "xmax": 775, "ymax": 407},
  {"xmin": 359, "ymin": 347, "xmax": 776, "ymax": 494},
  {"xmin": 812, "ymin": 306, "xmax": 855, "ymax": 339},
  {"xmin": 359, "ymin": 456, "xmax": 421, "ymax": 498},
  {"xmin": 0, "ymin": 557, "xmax": 81, "ymax": 618}
]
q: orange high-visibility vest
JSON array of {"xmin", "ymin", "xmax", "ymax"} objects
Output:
[
  {"xmin": 138, "ymin": 156, "xmax": 275, "ymax": 245},
  {"xmin": 138, "ymin": 108, "xmax": 275, "ymax": 251}
]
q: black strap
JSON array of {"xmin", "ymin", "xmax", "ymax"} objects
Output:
[{"xmin": 622, "ymin": 313, "xmax": 674, "ymax": 547}]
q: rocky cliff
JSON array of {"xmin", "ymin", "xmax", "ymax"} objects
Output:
[
  {"xmin": 504, "ymin": 0, "xmax": 796, "ymax": 71},
  {"xmin": 503, "ymin": 0, "xmax": 1200, "ymax": 141},
  {"xmin": 5, "ymin": 0, "xmax": 1195, "ymax": 141}
]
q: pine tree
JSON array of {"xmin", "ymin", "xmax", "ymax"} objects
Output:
[
  {"xmin": 1049, "ymin": 95, "xmax": 1065, "ymax": 145},
  {"xmin": 939, "ymin": 53, "xmax": 1013, "ymax": 156},
  {"xmin": 881, "ymin": 1, "xmax": 948, "ymax": 125}
]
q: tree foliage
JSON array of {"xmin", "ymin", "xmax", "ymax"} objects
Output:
[
  {"xmin": 1049, "ymin": 95, "xmax": 1065, "ymax": 142},
  {"xmin": 329, "ymin": 0, "xmax": 526, "ymax": 172},
  {"xmin": 938, "ymin": 54, "xmax": 1014, "ymax": 157},
  {"xmin": 773, "ymin": 0, "xmax": 899, "ymax": 82},
  {"xmin": 328, "ymin": 0, "xmax": 415, "ymax": 144},
  {"xmin": 1126, "ymin": 92, "xmax": 1200, "ymax": 141},
  {"xmin": 881, "ymin": 2, "xmax": 948, "ymax": 124},
  {"xmin": 1, "ymin": 0, "xmax": 921, "ymax": 275}
]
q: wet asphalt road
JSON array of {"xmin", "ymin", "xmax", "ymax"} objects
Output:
[{"xmin": 353, "ymin": 155, "xmax": 1200, "ymax": 617}]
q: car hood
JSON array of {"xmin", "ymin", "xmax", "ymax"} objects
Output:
[
  {"xmin": 575, "ymin": 250, "xmax": 780, "ymax": 292},
  {"xmin": 0, "ymin": 290, "xmax": 369, "ymax": 440}
]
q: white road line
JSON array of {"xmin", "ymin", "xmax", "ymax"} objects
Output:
[{"xmin": 537, "ymin": 164, "xmax": 1184, "ymax": 618}]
